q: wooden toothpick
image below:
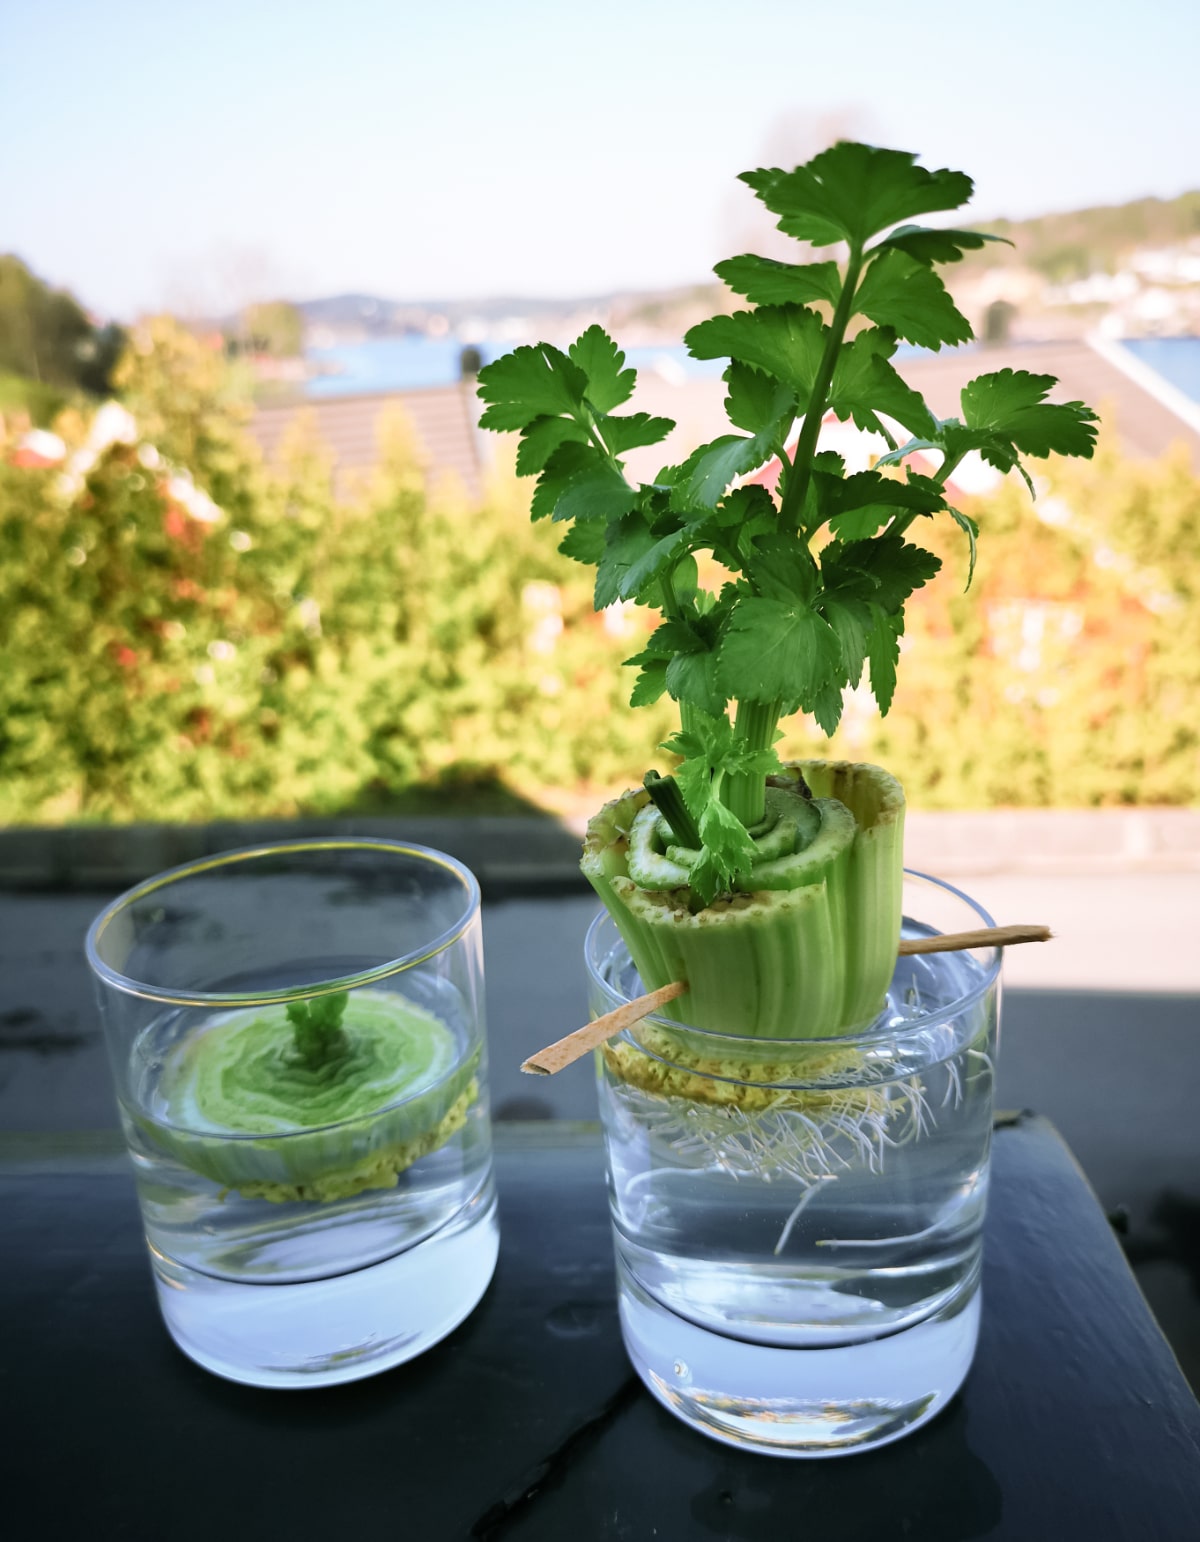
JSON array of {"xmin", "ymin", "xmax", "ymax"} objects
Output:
[
  {"xmin": 521, "ymin": 980, "xmax": 688, "ymax": 1076},
  {"xmin": 520, "ymin": 922, "xmax": 1050, "ymax": 1077},
  {"xmin": 897, "ymin": 923, "xmax": 1050, "ymax": 956}
]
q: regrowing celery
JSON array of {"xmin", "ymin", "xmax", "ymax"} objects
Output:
[{"xmin": 478, "ymin": 141, "xmax": 1099, "ymax": 1051}]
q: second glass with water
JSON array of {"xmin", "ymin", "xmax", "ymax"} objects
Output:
[{"xmin": 86, "ymin": 838, "xmax": 497, "ymax": 1389}]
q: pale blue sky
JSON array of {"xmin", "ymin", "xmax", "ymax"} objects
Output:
[{"xmin": 2, "ymin": 0, "xmax": 1197, "ymax": 319}]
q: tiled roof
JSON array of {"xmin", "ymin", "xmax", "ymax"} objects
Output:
[
  {"xmin": 250, "ymin": 383, "xmax": 484, "ymax": 499},
  {"xmin": 896, "ymin": 340, "xmax": 1200, "ymax": 464},
  {"xmin": 248, "ymin": 342, "xmax": 1198, "ymax": 503}
]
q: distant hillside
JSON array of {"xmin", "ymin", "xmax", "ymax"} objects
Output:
[
  {"xmin": 619, "ymin": 189, "xmax": 1200, "ymax": 341},
  {"xmin": 296, "ymin": 291, "xmax": 623, "ymax": 335},
  {"xmin": 290, "ymin": 189, "xmax": 1200, "ymax": 345},
  {"xmin": 965, "ymin": 190, "xmax": 1200, "ymax": 282}
]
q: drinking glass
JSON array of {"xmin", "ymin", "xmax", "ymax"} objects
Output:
[
  {"xmin": 86, "ymin": 839, "xmax": 497, "ymax": 1389},
  {"xmin": 587, "ymin": 870, "xmax": 1001, "ymax": 1456}
]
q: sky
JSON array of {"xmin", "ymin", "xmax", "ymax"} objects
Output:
[{"xmin": 3, "ymin": 0, "xmax": 1199, "ymax": 320}]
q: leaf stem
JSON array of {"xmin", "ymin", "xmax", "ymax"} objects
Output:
[
  {"xmin": 724, "ymin": 697, "xmax": 780, "ymax": 825},
  {"xmin": 643, "ymin": 770, "xmax": 702, "ymax": 848},
  {"xmin": 779, "ymin": 242, "xmax": 865, "ymax": 532},
  {"xmin": 658, "ymin": 566, "xmax": 684, "ymax": 621},
  {"xmin": 885, "ymin": 450, "xmax": 966, "ymax": 539}
]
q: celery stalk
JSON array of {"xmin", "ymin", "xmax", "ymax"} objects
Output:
[{"xmin": 583, "ymin": 759, "xmax": 904, "ymax": 1043}]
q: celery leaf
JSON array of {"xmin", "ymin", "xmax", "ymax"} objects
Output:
[
  {"xmin": 600, "ymin": 412, "xmax": 676, "ymax": 455},
  {"xmin": 949, "ymin": 508, "xmax": 980, "ymax": 588},
  {"xmin": 685, "ymin": 306, "xmax": 826, "ymax": 399},
  {"xmin": 568, "ymin": 325, "xmax": 637, "ymax": 412},
  {"xmin": 723, "ymin": 362, "xmax": 797, "ymax": 435},
  {"xmin": 742, "ymin": 144, "xmax": 973, "ymax": 247},
  {"xmin": 960, "ymin": 370, "xmax": 1100, "ymax": 459},
  {"xmin": 872, "ymin": 224, "xmax": 1013, "ymax": 265},
  {"xmin": 476, "ymin": 343, "xmax": 587, "ymax": 431},
  {"xmin": 829, "ymin": 330, "xmax": 938, "ymax": 439},
  {"xmin": 532, "ymin": 442, "xmax": 635, "ymax": 523},
  {"xmin": 516, "ymin": 416, "xmax": 589, "ymax": 476},
  {"xmin": 558, "ymin": 518, "xmax": 606, "ymax": 566},
  {"xmin": 717, "ymin": 598, "xmax": 842, "ymax": 705},
  {"xmin": 715, "ymin": 254, "xmax": 842, "ymax": 307},
  {"xmin": 674, "ymin": 430, "xmax": 781, "ymax": 510},
  {"xmin": 854, "ymin": 250, "xmax": 973, "ymax": 351}
]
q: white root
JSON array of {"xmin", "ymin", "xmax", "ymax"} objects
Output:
[{"xmin": 774, "ymin": 1175, "xmax": 838, "ymax": 1256}]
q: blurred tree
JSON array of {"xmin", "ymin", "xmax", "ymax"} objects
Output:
[
  {"xmin": 0, "ymin": 255, "xmax": 125, "ymax": 394},
  {"xmin": 113, "ymin": 316, "xmax": 260, "ymax": 524},
  {"xmin": 238, "ymin": 301, "xmax": 304, "ymax": 358}
]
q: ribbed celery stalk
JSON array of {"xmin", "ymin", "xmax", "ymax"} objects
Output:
[{"xmin": 583, "ymin": 760, "xmax": 904, "ymax": 1044}]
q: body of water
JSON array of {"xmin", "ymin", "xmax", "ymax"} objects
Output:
[
  {"xmin": 304, "ymin": 338, "xmax": 726, "ymax": 397},
  {"xmin": 304, "ymin": 333, "xmax": 1200, "ymax": 407},
  {"xmin": 1117, "ymin": 337, "xmax": 1200, "ymax": 404}
]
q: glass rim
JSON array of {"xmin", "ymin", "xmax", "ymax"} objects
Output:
[
  {"xmin": 84, "ymin": 837, "xmax": 481, "ymax": 1008},
  {"xmin": 584, "ymin": 867, "xmax": 1000, "ymax": 1056}
]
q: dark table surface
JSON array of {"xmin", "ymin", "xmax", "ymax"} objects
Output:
[{"xmin": 4, "ymin": 1116, "xmax": 1199, "ymax": 1542}]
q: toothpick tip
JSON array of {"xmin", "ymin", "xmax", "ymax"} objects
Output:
[{"xmin": 520, "ymin": 1061, "xmax": 550, "ymax": 1076}]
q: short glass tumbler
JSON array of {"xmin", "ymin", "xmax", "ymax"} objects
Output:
[
  {"xmin": 86, "ymin": 839, "xmax": 498, "ymax": 1389},
  {"xmin": 587, "ymin": 871, "xmax": 1001, "ymax": 1457}
]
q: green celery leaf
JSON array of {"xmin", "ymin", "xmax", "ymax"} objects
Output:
[
  {"xmin": 600, "ymin": 412, "xmax": 676, "ymax": 455},
  {"xmin": 960, "ymin": 370, "xmax": 1100, "ymax": 459},
  {"xmin": 619, "ymin": 525, "xmax": 692, "ymax": 602},
  {"xmin": 675, "ymin": 431, "xmax": 780, "ymax": 510},
  {"xmin": 630, "ymin": 617, "xmax": 713, "ymax": 667},
  {"xmin": 853, "ymin": 249, "xmax": 973, "ymax": 351},
  {"xmin": 712, "ymin": 483, "xmax": 777, "ymax": 534},
  {"xmin": 558, "ymin": 518, "xmax": 606, "ymax": 565},
  {"xmin": 741, "ymin": 144, "xmax": 973, "ymax": 248},
  {"xmin": 825, "ymin": 505, "xmax": 894, "ymax": 540},
  {"xmin": 874, "ymin": 436, "xmax": 943, "ymax": 468},
  {"xmin": 717, "ymin": 597, "xmax": 842, "ymax": 705},
  {"xmin": 829, "ymin": 329, "xmax": 938, "ymax": 439},
  {"xmin": 568, "ymin": 325, "xmax": 636, "ymax": 412},
  {"xmin": 664, "ymin": 552, "xmax": 699, "ymax": 606},
  {"xmin": 595, "ymin": 514, "xmax": 664, "ymax": 609},
  {"xmin": 685, "ymin": 306, "xmax": 826, "ymax": 399},
  {"xmin": 662, "ymin": 712, "xmax": 733, "ymax": 773},
  {"xmin": 689, "ymin": 799, "xmax": 760, "ymax": 905},
  {"xmin": 714, "ymin": 254, "xmax": 842, "ymax": 307},
  {"xmin": 871, "ymin": 224, "xmax": 1013, "ymax": 266},
  {"xmin": 827, "ymin": 469, "xmax": 946, "ymax": 516},
  {"xmin": 665, "ymin": 649, "xmax": 726, "ymax": 716},
  {"xmin": 746, "ymin": 534, "xmax": 818, "ymax": 603},
  {"xmin": 723, "ymin": 362, "xmax": 797, "ymax": 435},
  {"xmin": 663, "ymin": 718, "xmax": 726, "ymax": 819},
  {"xmin": 810, "ymin": 680, "xmax": 845, "ymax": 737},
  {"xmin": 826, "ymin": 534, "xmax": 942, "ymax": 612},
  {"xmin": 709, "ymin": 488, "xmax": 776, "ymax": 569},
  {"xmin": 824, "ymin": 469, "xmax": 946, "ymax": 538},
  {"xmin": 532, "ymin": 441, "xmax": 636, "ymax": 523},
  {"xmin": 949, "ymin": 507, "xmax": 980, "ymax": 588},
  {"xmin": 516, "ymin": 415, "xmax": 589, "ymax": 476},
  {"xmin": 819, "ymin": 593, "xmax": 871, "ymax": 688},
  {"xmin": 667, "ymin": 745, "xmax": 718, "ymax": 824},
  {"xmin": 866, "ymin": 607, "xmax": 902, "ymax": 715},
  {"xmin": 629, "ymin": 659, "xmax": 668, "ymax": 707},
  {"xmin": 477, "ymin": 343, "xmax": 587, "ymax": 432}
]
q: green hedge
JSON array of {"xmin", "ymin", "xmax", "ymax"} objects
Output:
[{"xmin": 1, "ymin": 318, "xmax": 1196, "ymax": 823}]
